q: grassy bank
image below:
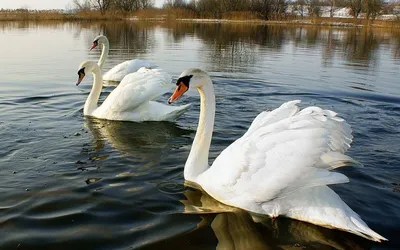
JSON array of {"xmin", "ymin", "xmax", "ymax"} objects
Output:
[
  {"xmin": 0, "ymin": 9, "xmax": 126, "ymax": 21},
  {"xmin": 1, "ymin": 8, "xmax": 399, "ymax": 28}
]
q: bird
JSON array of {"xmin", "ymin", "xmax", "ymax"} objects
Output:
[
  {"xmin": 90, "ymin": 35, "xmax": 157, "ymax": 83},
  {"xmin": 75, "ymin": 60, "xmax": 190, "ymax": 122},
  {"xmin": 167, "ymin": 68, "xmax": 387, "ymax": 242}
]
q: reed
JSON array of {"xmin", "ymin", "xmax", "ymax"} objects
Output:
[
  {"xmin": 0, "ymin": 9, "xmax": 125, "ymax": 21},
  {"xmin": 0, "ymin": 8, "xmax": 399, "ymax": 28}
]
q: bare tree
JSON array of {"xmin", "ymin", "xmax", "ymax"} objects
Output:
[
  {"xmin": 345, "ymin": 0, "xmax": 362, "ymax": 18},
  {"xmin": 196, "ymin": 0, "xmax": 224, "ymax": 18},
  {"xmin": 164, "ymin": 0, "xmax": 188, "ymax": 8},
  {"xmin": 187, "ymin": 0, "xmax": 197, "ymax": 11},
  {"xmin": 72, "ymin": 0, "xmax": 92, "ymax": 10},
  {"xmin": 306, "ymin": 0, "xmax": 321, "ymax": 17},
  {"xmin": 220, "ymin": 0, "xmax": 249, "ymax": 12},
  {"xmin": 327, "ymin": 0, "xmax": 335, "ymax": 17},
  {"xmin": 363, "ymin": 0, "xmax": 384, "ymax": 19},
  {"xmin": 114, "ymin": 0, "xmax": 140, "ymax": 12},
  {"xmin": 163, "ymin": 0, "xmax": 173, "ymax": 8},
  {"xmin": 293, "ymin": 0, "xmax": 307, "ymax": 17},
  {"xmin": 90, "ymin": 0, "xmax": 112, "ymax": 14},
  {"xmin": 250, "ymin": 0, "xmax": 287, "ymax": 20},
  {"xmin": 139, "ymin": 0, "xmax": 154, "ymax": 9},
  {"xmin": 163, "ymin": 0, "xmax": 288, "ymax": 19}
]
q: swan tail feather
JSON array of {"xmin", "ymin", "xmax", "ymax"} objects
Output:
[
  {"xmin": 317, "ymin": 151, "xmax": 361, "ymax": 170},
  {"xmin": 261, "ymin": 186, "xmax": 387, "ymax": 242},
  {"xmin": 163, "ymin": 103, "xmax": 191, "ymax": 121}
]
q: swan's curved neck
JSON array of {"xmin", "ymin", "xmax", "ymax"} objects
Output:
[
  {"xmin": 184, "ymin": 78, "xmax": 215, "ymax": 182},
  {"xmin": 98, "ymin": 40, "xmax": 109, "ymax": 70},
  {"xmin": 84, "ymin": 66, "xmax": 103, "ymax": 116}
]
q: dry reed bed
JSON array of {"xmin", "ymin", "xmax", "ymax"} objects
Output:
[{"xmin": 0, "ymin": 9, "xmax": 399, "ymax": 28}]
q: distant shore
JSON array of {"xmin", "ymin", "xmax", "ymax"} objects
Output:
[
  {"xmin": 1, "ymin": 9, "xmax": 399, "ymax": 29},
  {"xmin": 173, "ymin": 18, "xmax": 399, "ymax": 28}
]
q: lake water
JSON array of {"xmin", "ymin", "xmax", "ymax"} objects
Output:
[{"xmin": 0, "ymin": 21, "xmax": 399, "ymax": 249}]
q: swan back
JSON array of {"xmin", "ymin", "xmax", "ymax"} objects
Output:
[
  {"xmin": 199, "ymin": 100, "xmax": 354, "ymax": 202},
  {"xmin": 93, "ymin": 68, "xmax": 173, "ymax": 118},
  {"xmin": 102, "ymin": 59, "xmax": 158, "ymax": 82}
]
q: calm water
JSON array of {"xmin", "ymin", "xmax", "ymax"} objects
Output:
[{"xmin": 0, "ymin": 21, "xmax": 399, "ymax": 249}]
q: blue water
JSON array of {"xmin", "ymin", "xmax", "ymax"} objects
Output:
[{"xmin": 0, "ymin": 21, "xmax": 399, "ymax": 249}]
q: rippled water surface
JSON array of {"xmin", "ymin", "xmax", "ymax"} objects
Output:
[{"xmin": 1, "ymin": 21, "xmax": 399, "ymax": 249}]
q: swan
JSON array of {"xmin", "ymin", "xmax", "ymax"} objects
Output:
[
  {"xmin": 90, "ymin": 35, "xmax": 158, "ymax": 83},
  {"xmin": 75, "ymin": 61, "xmax": 190, "ymax": 122},
  {"xmin": 167, "ymin": 68, "xmax": 387, "ymax": 242}
]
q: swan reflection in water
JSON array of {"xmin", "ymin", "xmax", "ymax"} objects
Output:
[
  {"xmin": 178, "ymin": 187, "xmax": 370, "ymax": 250},
  {"xmin": 84, "ymin": 118, "xmax": 192, "ymax": 161}
]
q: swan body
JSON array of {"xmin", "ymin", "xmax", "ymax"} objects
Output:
[
  {"xmin": 76, "ymin": 61, "xmax": 190, "ymax": 122},
  {"xmin": 168, "ymin": 68, "xmax": 386, "ymax": 242},
  {"xmin": 102, "ymin": 59, "xmax": 157, "ymax": 83},
  {"xmin": 90, "ymin": 35, "xmax": 157, "ymax": 83}
]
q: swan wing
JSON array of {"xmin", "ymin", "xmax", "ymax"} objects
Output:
[
  {"xmin": 96, "ymin": 68, "xmax": 172, "ymax": 115},
  {"xmin": 198, "ymin": 100, "xmax": 356, "ymax": 204},
  {"xmin": 126, "ymin": 59, "xmax": 158, "ymax": 72},
  {"xmin": 262, "ymin": 185, "xmax": 387, "ymax": 242},
  {"xmin": 115, "ymin": 101, "xmax": 191, "ymax": 122},
  {"xmin": 197, "ymin": 100, "xmax": 387, "ymax": 242},
  {"xmin": 103, "ymin": 59, "xmax": 158, "ymax": 82}
]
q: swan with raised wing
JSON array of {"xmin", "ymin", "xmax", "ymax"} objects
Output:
[
  {"xmin": 90, "ymin": 35, "xmax": 157, "ymax": 83},
  {"xmin": 167, "ymin": 68, "xmax": 386, "ymax": 242},
  {"xmin": 75, "ymin": 61, "xmax": 190, "ymax": 122}
]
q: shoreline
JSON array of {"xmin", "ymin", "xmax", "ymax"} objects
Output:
[
  {"xmin": 173, "ymin": 18, "xmax": 367, "ymax": 27},
  {"xmin": 0, "ymin": 12, "xmax": 399, "ymax": 29}
]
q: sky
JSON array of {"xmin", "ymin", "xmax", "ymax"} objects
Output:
[{"xmin": 0, "ymin": 0, "xmax": 164, "ymax": 10}]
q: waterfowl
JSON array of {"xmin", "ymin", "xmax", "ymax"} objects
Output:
[
  {"xmin": 90, "ymin": 35, "xmax": 157, "ymax": 83},
  {"xmin": 167, "ymin": 68, "xmax": 386, "ymax": 242},
  {"xmin": 76, "ymin": 61, "xmax": 190, "ymax": 122}
]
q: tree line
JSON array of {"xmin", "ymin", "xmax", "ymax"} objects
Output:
[
  {"xmin": 72, "ymin": 0, "xmax": 393, "ymax": 20},
  {"xmin": 163, "ymin": 0, "xmax": 389, "ymax": 20},
  {"xmin": 72, "ymin": 0, "xmax": 155, "ymax": 14}
]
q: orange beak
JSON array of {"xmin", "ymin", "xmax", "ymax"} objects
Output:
[
  {"xmin": 168, "ymin": 82, "xmax": 188, "ymax": 104},
  {"xmin": 89, "ymin": 41, "xmax": 98, "ymax": 51}
]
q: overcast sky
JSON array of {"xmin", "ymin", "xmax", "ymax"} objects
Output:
[{"xmin": 0, "ymin": 0, "xmax": 164, "ymax": 10}]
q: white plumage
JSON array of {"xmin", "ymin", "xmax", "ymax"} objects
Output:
[
  {"xmin": 168, "ymin": 68, "xmax": 386, "ymax": 242},
  {"xmin": 90, "ymin": 35, "xmax": 157, "ymax": 84},
  {"xmin": 76, "ymin": 61, "xmax": 190, "ymax": 122},
  {"xmin": 102, "ymin": 59, "xmax": 157, "ymax": 83}
]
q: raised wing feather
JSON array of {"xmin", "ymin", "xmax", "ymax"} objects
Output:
[
  {"xmin": 198, "ymin": 100, "xmax": 356, "ymax": 204},
  {"xmin": 103, "ymin": 59, "xmax": 158, "ymax": 82},
  {"xmin": 95, "ymin": 68, "xmax": 172, "ymax": 116}
]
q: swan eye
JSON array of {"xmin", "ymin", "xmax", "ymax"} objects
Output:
[
  {"xmin": 78, "ymin": 67, "xmax": 85, "ymax": 76},
  {"xmin": 90, "ymin": 40, "xmax": 99, "ymax": 50},
  {"xmin": 176, "ymin": 75, "xmax": 193, "ymax": 88}
]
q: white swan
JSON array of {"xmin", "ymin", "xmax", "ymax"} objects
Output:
[
  {"xmin": 90, "ymin": 35, "xmax": 157, "ymax": 83},
  {"xmin": 167, "ymin": 68, "xmax": 387, "ymax": 242},
  {"xmin": 75, "ymin": 61, "xmax": 190, "ymax": 122}
]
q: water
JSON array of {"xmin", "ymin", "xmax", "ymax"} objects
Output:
[{"xmin": 0, "ymin": 21, "xmax": 399, "ymax": 249}]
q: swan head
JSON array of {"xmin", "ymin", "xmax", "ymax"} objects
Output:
[
  {"xmin": 76, "ymin": 61, "xmax": 98, "ymax": 86},
  {"xmin": 90, "ymin": 35, "xmax": 108, "ymax": 51},
  {"xmin": 168, "ymin": 68, "xmax": 210, "ymax": 104}
]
